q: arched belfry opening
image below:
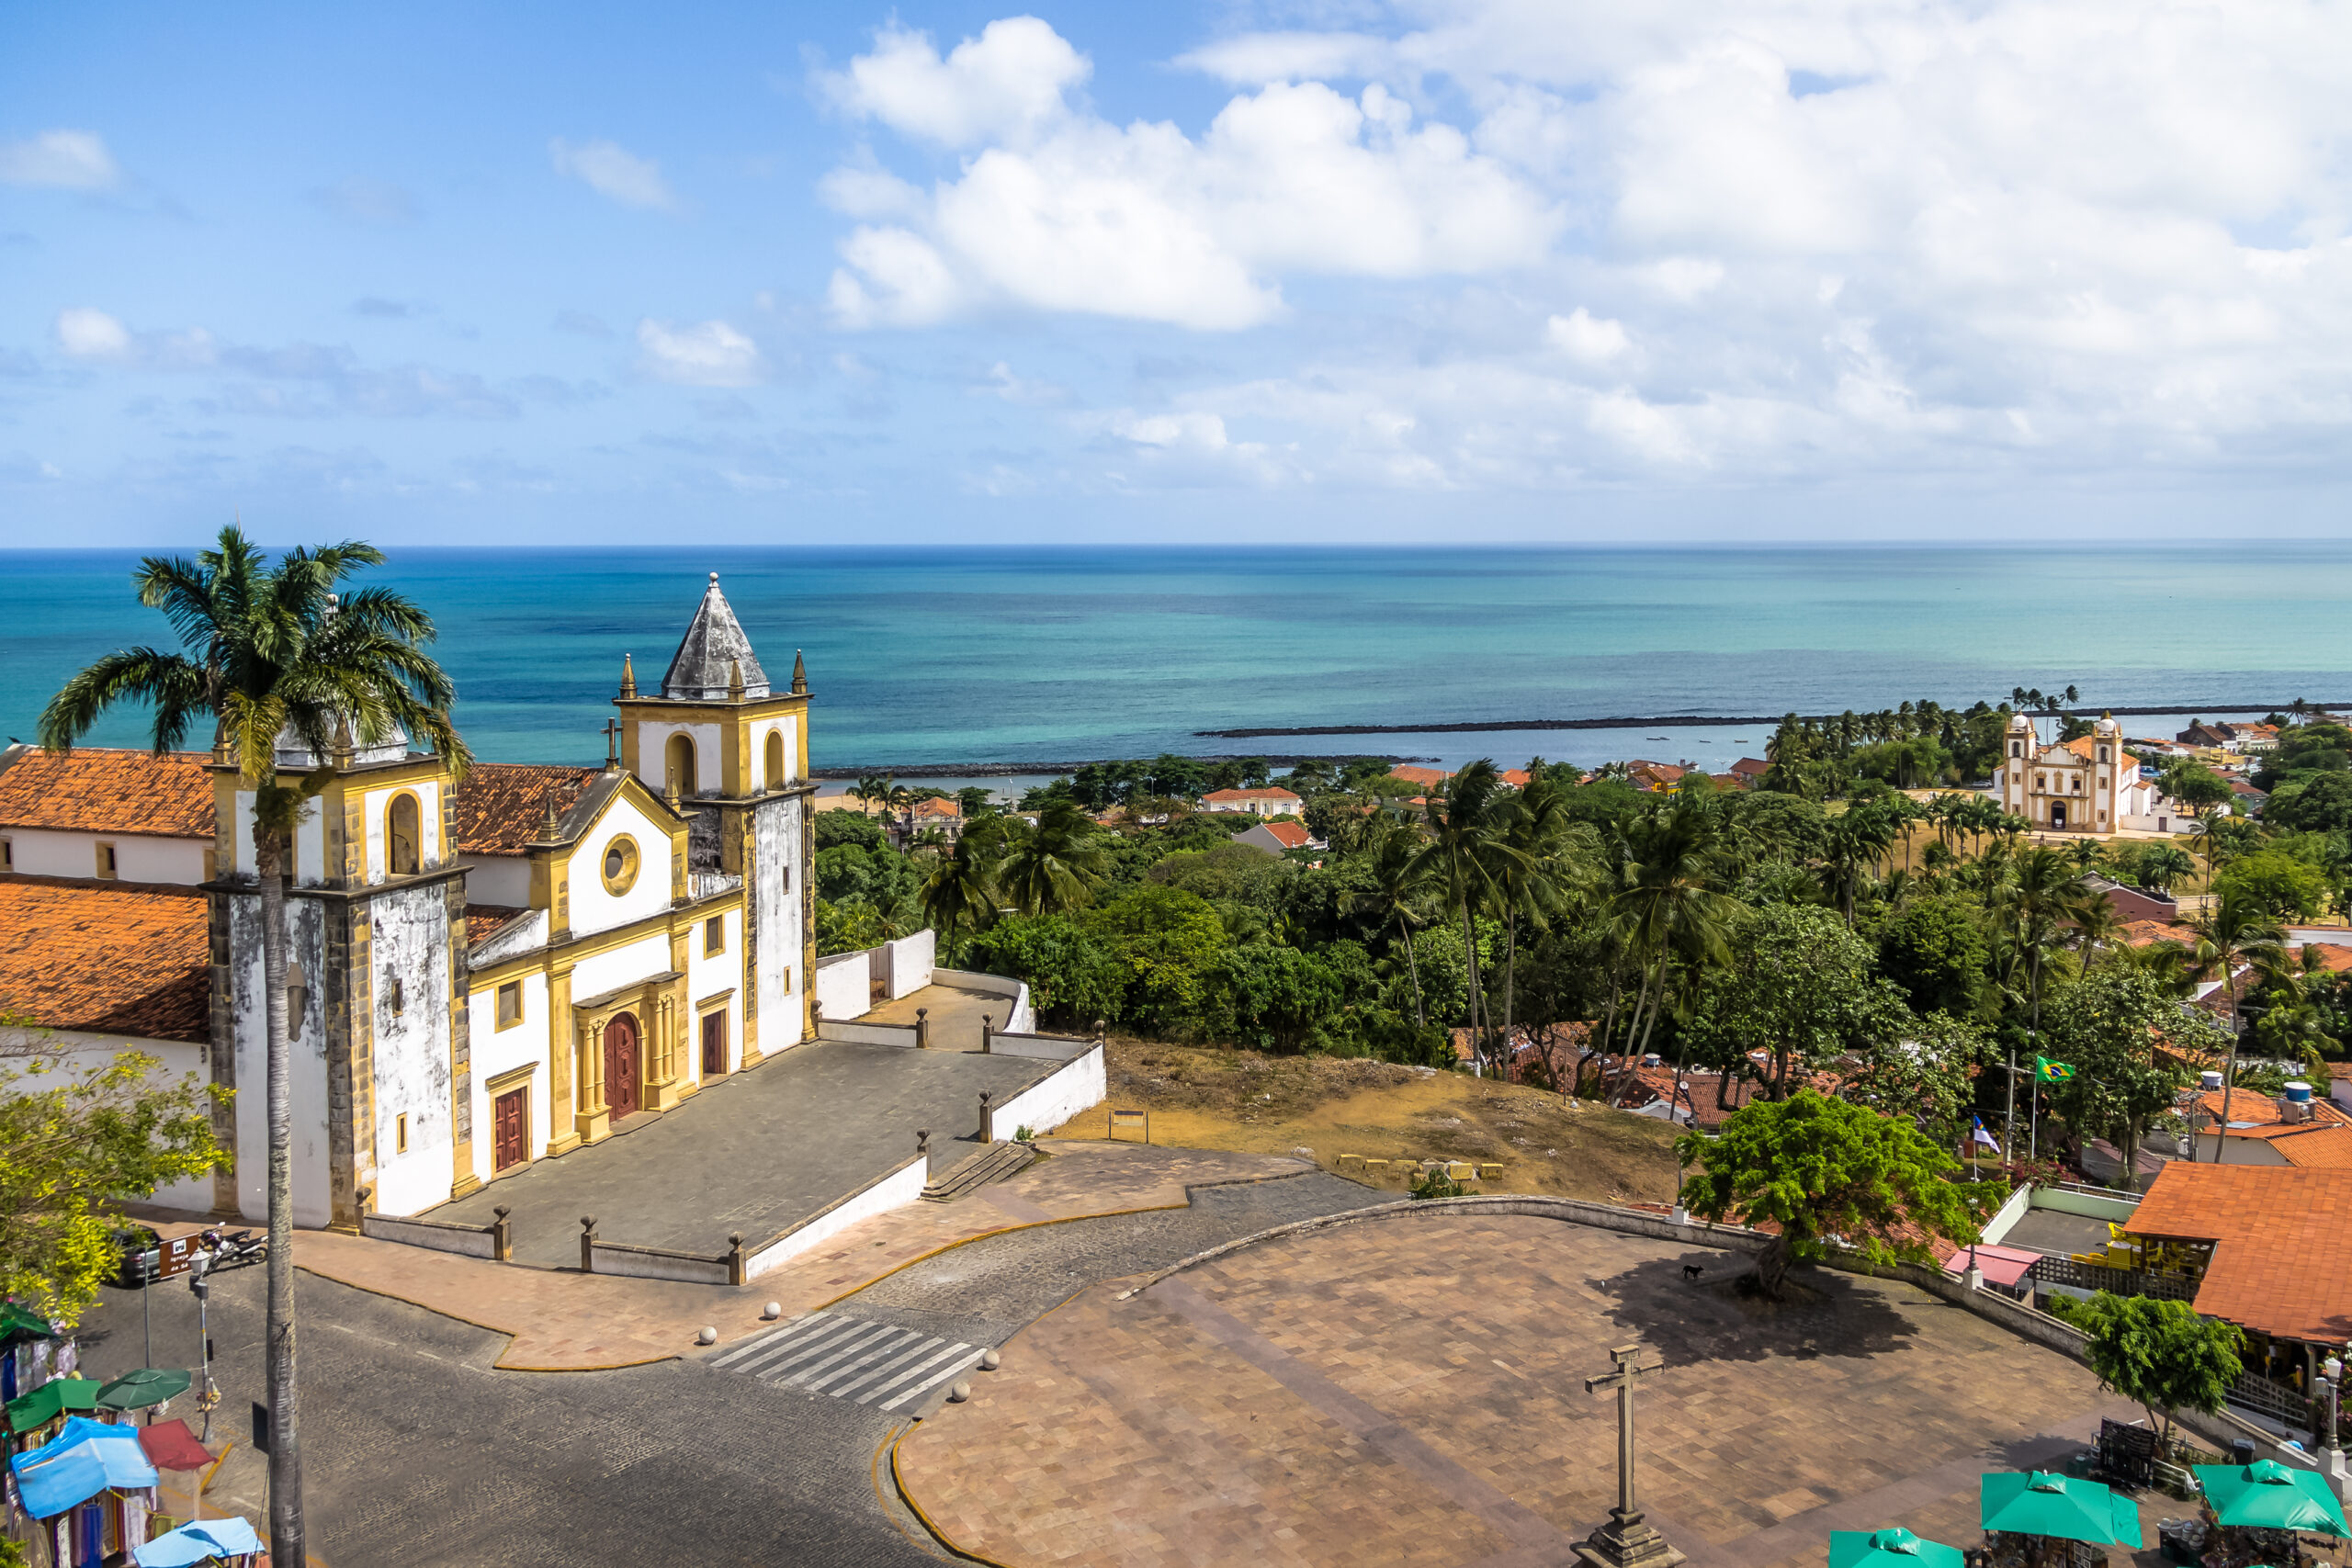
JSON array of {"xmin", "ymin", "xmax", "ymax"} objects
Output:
[
  {"xmin": 765, "ymin": 731, "xmax": 785, "ymax": 791},
  {"xmin": 666, "ymin": 734, "xmax": 697, "ymax": 798}
]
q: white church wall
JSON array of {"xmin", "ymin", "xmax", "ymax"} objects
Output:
[
  {"xmin": 0, "ymin": 828, "xmax": 208, "ymax": 886},
  {"xmin": 458, "ymin": 855, "xmax": 532, "ymax": 908},
  {"xmin": 751, "ymin": 794, "xmax": 803, "ymax": 1054},
  {"xmin": 295, "ymin": 809, "xmax": 327, "ymax": 886},
  {"xmin": 569, "ymin": 796, "xmax": 674, "ymax": 939},
  {"xmin": 569, "ymin": 933, "xmax": 673, "ymax": 1008},
  {"xmin": 684, "ymin": 906, "xmax": 743, "ymax": 1077},
  {"xmin": 359, "ymin": 779, "xmax": 444, "ymax": 885},
  {"xmin": 635, "ymin": 721, "xmax": 722, "ymax": 798},
  {"xmin": 366, "ymin": 883, "xmax": 454, "ymax": 1218},
  {"xmin": 0, "ymin": 1024, "xmax": 216, "ymax": 1212},
  {"xmin": 814, "ymin": 952, "xmax": 869, "ymax": 1023},
  {"xmin": 466, "ymin": 970, "xmax": 550, "ymax": 1186},
  {"xmin": 226, "ymin": 895, "xmax": 335, "ymax": 1229}
]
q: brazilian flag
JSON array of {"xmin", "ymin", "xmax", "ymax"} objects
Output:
[{"xmin": 2036, "ymin": 1056, "xmax": 2075, "ymax": 1083}]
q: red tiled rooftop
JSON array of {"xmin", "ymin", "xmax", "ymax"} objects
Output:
[
  {"xmin": 447, "ymin": 763, "xmax": 598, "ymax": 856},
  {"xmin": 0, "ymin": 747, "xmax": 215, "ymax": 839},
  {"xmin": 1385, "ymin": 766, "xmax": 1451, "ymax": 788},
  {"xmin": 1255, "ymin": 820, "xmax": 1313, "ymax": 850},
  {"xmin": 464, "ymin": 905, "xmax": 531, "ymax": 945},
  {"xmin": 2129, "ymin": 1164, "xmax": 2352, "ymax": 1342},
  {"xmin": 0, "ymin": 875, "xmax": 209, "ymax": 1043},
  {"xmin": 1200, "ymin": 787, "xmax": 1303, "ymax": 804}
]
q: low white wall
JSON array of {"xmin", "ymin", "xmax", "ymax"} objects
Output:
[
  {"xmin": 1, "ymin": 1027, "xmax": 219, "ymax": 1213},
  {"xmin": 744, "ymin": 1155, "xmax": 928, "ymax": 1280},
  {"xmin": 814, "ymin": 952, "xmax": 870, "ymax": 1022},
  {"xmin": 589, "ymin": 1239, "xmax": 732, "ymax": 1285},
  {"xmin": 2, "ymin": 828, "xmax": 209, "ymax": 886},
  {"xmin": 989, "ymin": 1032, "xmax": 1094, "ymax": 1063},
  {"xmin": 360, "ymin": 1213, "xmax": 498, "ymax": 1259},
  {"xmin": 2030, "ymin": 1183, "xmax": 2142, "ymax": 1221},
  {"xmin": 881, "ymin": 930, "xmax": 935, "ymax": 1000},
  {"xmin": 817, "ymin": 1021, "xmax": 920, "ymax": 1046},
  {"xmin": 993, "ymin": 1042, "xmax": 1106, "ymax": 1139},
  {"xmin": 1978, "ymin": 1181, "xmax": 2035, "ymax": 1246},
  {"xmin": 929, "ymin": 967, "xmax": 1035, "ymax": 1032}
]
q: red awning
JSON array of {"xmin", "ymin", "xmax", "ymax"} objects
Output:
[
  {"xmin": 1943, "ymin": 1243, "xmax": 2042, "ymax": 1289},
  {"xmin": 137, "ymin": 1417, "xmax": 215, "ymax": 1472}
]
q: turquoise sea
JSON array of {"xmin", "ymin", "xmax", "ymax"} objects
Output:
[{"xmin": 3, "ymin": 546, "xmax": 2347, "ymax": 776}]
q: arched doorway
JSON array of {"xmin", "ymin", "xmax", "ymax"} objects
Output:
[
  {"xmin": 2051, "ymin": 802, "xmax": 2067, "ymax": 829},
  {"xmin": 604, "ymin": 1012, "xmax": 642, "ymax": 1120},
  {"xmin": 764, "ymin": 730, "xmax": 785, "ymax": 791},
  {"xmin": 665, "ymin": 734, "xmax": 697, "ymax": 797}
]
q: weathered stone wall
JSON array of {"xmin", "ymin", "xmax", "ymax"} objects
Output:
[
  {"xmin": 366, "ymin": 882, "xmax": 455, "ymax": 1218},
  {"xmin": 752, "ymin": 793, "xmax": 803, "ymax": 1051}
]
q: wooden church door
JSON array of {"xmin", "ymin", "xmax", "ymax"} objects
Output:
[{"xmin": 604, "ymin": 1014, "xmax": 641, "ymax": 1120}]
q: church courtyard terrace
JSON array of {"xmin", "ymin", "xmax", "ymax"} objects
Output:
[
  {"xmin": 898, "ymin": 1210, "xmax": 2179, "ymax": 1568},
  {"xmin": 437, "ymin": 1031, "xmax": 1063, "ymax": 1265}
]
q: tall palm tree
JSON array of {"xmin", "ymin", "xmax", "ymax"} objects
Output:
[
  {"xmin": 920, "ymin": 816, "xmax": 1006, "ymax": 947},
  {"xmin": 1998, "ymin": 847, "xmax": 2089, "ymax": 1156},
  {"xmin": 1491, "ymin": 773, "xmax": 1590, "ymax": 1055},
  {"xmin": 2187, "ymin": 887, "xmax": 2287, "ymax": 1152},
  {"xmin": 1349, "ymin": 819, "xmax": 1435, "ymax": 1026},
  {"xmin": 40, "ymin": 527, "xmax": 465, "ymax": 1568},
  {"xmin": 1408, "ymin": 760, "xmax": 1524, "ymax": 1071},
  {"xmin": 998, "ymin": 797, "xmax": 1108, "ymax": 916},
  {"xmin": 1608, "ymin": 799, "xmax": 1738, "ymax": 1084}
]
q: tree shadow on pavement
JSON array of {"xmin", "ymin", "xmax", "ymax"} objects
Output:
[{"xmin": 1593, "ymin": 1252, "xmax": 1920, "ymax": 1365}]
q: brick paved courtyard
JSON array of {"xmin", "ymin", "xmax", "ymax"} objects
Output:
[{"xmin": 899, "ymin": 1213, "xmax": 2177, "ymax": 1567}]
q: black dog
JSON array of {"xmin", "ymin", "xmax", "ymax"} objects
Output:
[{"xmin": 1682, "ymin": 1264, "xmax": 1703, "ymax": 1282}]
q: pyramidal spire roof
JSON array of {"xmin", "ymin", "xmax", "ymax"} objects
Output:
[{"xmin": 661, "ymin": 574, "xmax": 770, "ymax": 701}]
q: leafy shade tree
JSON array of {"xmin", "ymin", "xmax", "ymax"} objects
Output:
[
  {"xmin": 1875, "ymin": 895, "xmax": 1988, "ymax": 1017},
  {"xmin": 963, "ymin": 915, "xmax": 1125, "ymax": 1030},
  {"xmin": 2160, "ymin": 761, "xmax": 2236, "ymax": 874},
  {"xmin": 1676, "ymin": 1089, "xmax": 1979, "ymax": 1299},
  {"xmin": 2262, "ymin": 771, "xmax": 2352, "ymax": 833},
  {"xmin": 1839, "ymin": 1010, "xmax": 1990, "ymax": 1148},
  {"xmin": 0, "ymin": 1034, "xmax": 229, "ymax": 1326},
  {"xmin": 2043, "ymin": 969, "xmax": 2207, "ymax": 1187},
  {"xmin": 2072, "ymin": 1292, "xmax": 2242, "ymax": 1450},
  {"xmin": 1211, "ymin": 945, "xmax": 1343, "ymax": 1053},
  {"xmin": 2213, "ymin": 848, "xmax": 2330, "ymax": 922},
  {"xmin": 40, "ymin": 528, "xmax": 465, "ymax": 1568},
  {"xmin": 998, "ymin": 798, "xmax": 1109, "ymax": 917},
  {"xmin": 1085, "ymin": 885, "xmax": 1231, "ymax": 1035},
  {"xmin": 1684, "ymin": 905, "xmax": 1912, "ymax": 1100}
]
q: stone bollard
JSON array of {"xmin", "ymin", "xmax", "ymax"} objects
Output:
[
  {"xmin": 579, "ymin": 1215, "xmax": 598, "ymax": 1274},
  {"xmin": 914, "ymin": 1006, "xmax": 930, "ymax": 1050},
  {"xmin": 979, "ymin": 1089, "xmax": 996, "ymax": 1145},
  {"xmin": 1093, "ymin": 1018, "xmax": 1107, "ymax": 1043},
  {"xmin": 726, "ymin": 1233, "xmax": 748, "ymax": 1287},
  {"xmin": 492, "ymin": 1204, "xmax": 513, "ymax": 1263},
  {"xmin": 917, "ymin": 1128, "xmax": 932, "ymax": 1156},
  {"xmin": 979, "ymin": 1013, "xmax": 993, "ymax": 1055}
]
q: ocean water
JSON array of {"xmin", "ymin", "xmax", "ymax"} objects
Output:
[{"xmin": 3, "ymin": 545, "xmax": 2347, "ymax": 774}]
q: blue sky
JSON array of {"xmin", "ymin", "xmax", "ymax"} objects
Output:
[{"xmin": 5, "ymin": 0, "xmax": 2350, "ymax": 546}]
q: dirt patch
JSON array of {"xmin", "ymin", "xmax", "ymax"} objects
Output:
[{"xmin": 1046, "ymin": 1038, "xmax": 1685, "ymax": 1206}]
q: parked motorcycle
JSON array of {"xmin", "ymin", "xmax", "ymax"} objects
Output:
[{"xmin": 197, "ymin": 1227, "xmax": 268, "ymax": 1270}]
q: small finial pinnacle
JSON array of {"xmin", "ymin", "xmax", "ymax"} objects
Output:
[
  {"xmin": 619, "ymin": 653, "xmax": 637, "ymax": 699},
  {"xmin": 791, "ymin": 649, "xmax": 808, "ymax": 695},
  {"xmin": 708, "ymin": 571, "xmax": 719, "ymax": 586}
]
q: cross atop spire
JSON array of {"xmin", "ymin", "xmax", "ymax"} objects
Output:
[{"xmin": 659, "ymin": 573, "xmax": 770, "ymax": 702}]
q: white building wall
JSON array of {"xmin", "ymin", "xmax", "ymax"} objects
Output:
[
  {"xmin": 0, "ymin": 1024, "xmax": 216, "ymax": 1213},
  {"xmin": 568, "ymin": 933, "xmax": 674, "ymax": 1006},
  {"xmin": 359, "ymin": 779, "xmax": 445, "ymax": 886},
  {"xmin": 465, "ymin": 970, "xmax": 551, "ymax": 1187},
  {"xmin": 225, "ymin": 895, "xmax": 335, "ymax": 1228},
  {"xmin": 751, "ymin": 794, "xmax": 804, "ymax": 1054},
  {"xmin": 685, "ymin": 907, "xmax": 745, "ymax": 1077},
  {"xmin": 0, "ymin": 829, "xmax": 208, "ymax": 886},
  {"xmin": 365, "ymin": 883, "xmax": 454, "ymax": 1218},
  {"xmin": 634, "ymin": 721, "xmax": 723, "ymax": 797},
  {"xmin": 752, "ymin": 718, "xmax": 798, "ymax": 792},
  {"xmin": 569, "ymin": 797, "xmax": 674, "ymax": 939},
  {"xmin": 458, "ymin": 855, "xmax": 532, "ymax": 908}
]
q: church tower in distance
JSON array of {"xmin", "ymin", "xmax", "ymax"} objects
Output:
[{"xmin": 613, "ymin": 574, "xmax": 815, "ymax": 1061}]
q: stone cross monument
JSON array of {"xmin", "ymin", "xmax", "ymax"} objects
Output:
[{"xmin": 1573, "ymin": 1343, "xmax": 1686, "ymax": 1568}]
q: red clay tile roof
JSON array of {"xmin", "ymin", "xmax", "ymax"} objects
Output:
[
  {"xmin": 2129, "ymin": 1164, "xmax": 2352, "ymax": 1341},
  {"xmin": 2270, "ymin": 1127, "xmax": 2352, "ymax": 1168},
  {"xmin": 0, "ymin": 748, "xmax": 215, "ymax": 839},
  {"xmin": 1386, "ymin": 766, "xmax": 1451, "ymax": 788},
  {"xmin": 447, "ymin": 763, "xmax": 597, "ymax": 856},
  {"xmin": 910, "ymin": 797, "xmax": 960, "ymax": 818},
  {"xmin": 2194, "ymin": 1088, "xmax": 2351, "ymax": 1130},
  {"xmin": 1730, "ymin": 758, "xmax": 1770, "ymax": 777},
  {"xmin": 2121, "ymin": 919, "xmax": 2197, "ymax": 948},
  {"xmin": 1256, "ymin": 820, "xmax": 1313, "ymax": 850},
  {"xmin": 464, "ymin": 905, "xmax": 530, "ymax": 945},
  {"xmin": 0, "ymin": 876, "xmax": 209, "ymax": 1043},
  {"xmin": 1200, "ymin": 787, "xmax": 1303, "ymax": 804}
]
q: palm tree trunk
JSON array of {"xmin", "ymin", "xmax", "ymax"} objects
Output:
[
  {"xmin": 1399, "ymin": 919, "xmax": 1426, "ymax": 1028},
  {"xmin": 2214, "ymin": 960, "xmax": 2241, "ymax": 1160},
  {"xmin": 256, "ymin": 828, "xmax": 305, "ymax": 1567},
  {"xmin": 1502, "ymin": 917, "xmax": 1519, "ymax": 1065},
  {"xmin": 1459, "ymin": 899, "xmax": 1486, "ymax": 1072}
]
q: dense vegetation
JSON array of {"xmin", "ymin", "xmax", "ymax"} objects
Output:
[{"xmin": 814, "ymin": 706, "xmax": 2352, "ymax": 1176}]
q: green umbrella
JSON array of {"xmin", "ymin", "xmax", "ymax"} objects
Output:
[
  {"xmin": 1827, "ymin": 1526, "xmax": 1966, "ymax": 1568},
  {"xmin": 1980, "ymin": 1470, "xmax": 2142, "ymax": 1548},
  {"xmin": 5, "ymin": 1376, "xmax": 99, "ymax": 1434},
  {"xmin": 0, "ymin": 1303, "xmax": 54, "ymax": 1346},
  {"xmin": 2193, "ymin": 1459, "xmax": 2351, "ymax": 1535},
  {"xmin": 96, "ymin": 1367, "xmax": 191, "ymax": 1412}
]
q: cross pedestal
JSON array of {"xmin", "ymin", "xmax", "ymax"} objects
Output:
[{"xmin": 1573, "ymin": 1343, "xmax": 1685, "ymax": 1568}]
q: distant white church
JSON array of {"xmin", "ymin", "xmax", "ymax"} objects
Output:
[
  {"xmin": 0, "ymin": 576, "xmax": 813, "ymax": 1227},
  {"xmin": 1994, "ymin": 710, "xmax": 2181, "ymax": 835}
]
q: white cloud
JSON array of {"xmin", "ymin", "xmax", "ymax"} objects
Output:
[
  {"xmin": 550, "ymin": 138, "xmax": 675, "ymax": 210},
  {"xmin": 1546, "ymin": 309, "xmax": 1630, "ymax": 366},
  {"xmin": 55, "ymin": 308, "xmax": 131, "ymax": 360},
  {"xmin": 636, "ymin": 319, "xmax": 763, "ymax": 387},
  {"xmin": 820, "ymin": 17, "xmax": 1089, "ymax": 148},
  {"xmin": 821, "ymin": 20, "xmax": 1556, "ymax": 331},
  {"xmin": 0, "ymin": 130, "xmax": 119, "ymax": 189}
]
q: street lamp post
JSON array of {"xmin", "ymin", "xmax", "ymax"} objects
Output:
[
  {"xmin": 189, "ymin": 1258, "xmax": 214, "ymax": 1444},
  {"xmin": 2324, "ymin": 1352, "xmax": 2346, "ymax": 1506}
]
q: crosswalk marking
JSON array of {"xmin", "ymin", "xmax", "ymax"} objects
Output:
[{"xmin": 710, "ymin": 1313, "xmax": 989, "ymax": 1412}]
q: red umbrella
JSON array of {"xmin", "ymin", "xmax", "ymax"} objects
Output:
[{"xmin": 135, "ymin": 1419, "xmax": 214, "ymax": 1472}]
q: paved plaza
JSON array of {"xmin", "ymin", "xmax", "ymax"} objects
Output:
[
  {"xmin": 439, "ymin": 1038, "xmax": 1056, "ymax": 1263},
  {"xmin": 899, "ymin": 1213, "xmax": 2183, "ymax": 1568}
]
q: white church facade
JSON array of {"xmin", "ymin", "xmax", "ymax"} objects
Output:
[
  {"xmin": 0, "ymin": 575, "xmax": 815, "ymax": 1227},
  {"xmin": 1994, "ymin": 710, "xmax": 2181, "ymax": 835}
]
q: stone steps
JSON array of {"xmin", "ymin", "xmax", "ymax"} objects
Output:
[{"xmin": 921, "ymin": 1141, "xmax": 1035, "ymax": 1203}]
